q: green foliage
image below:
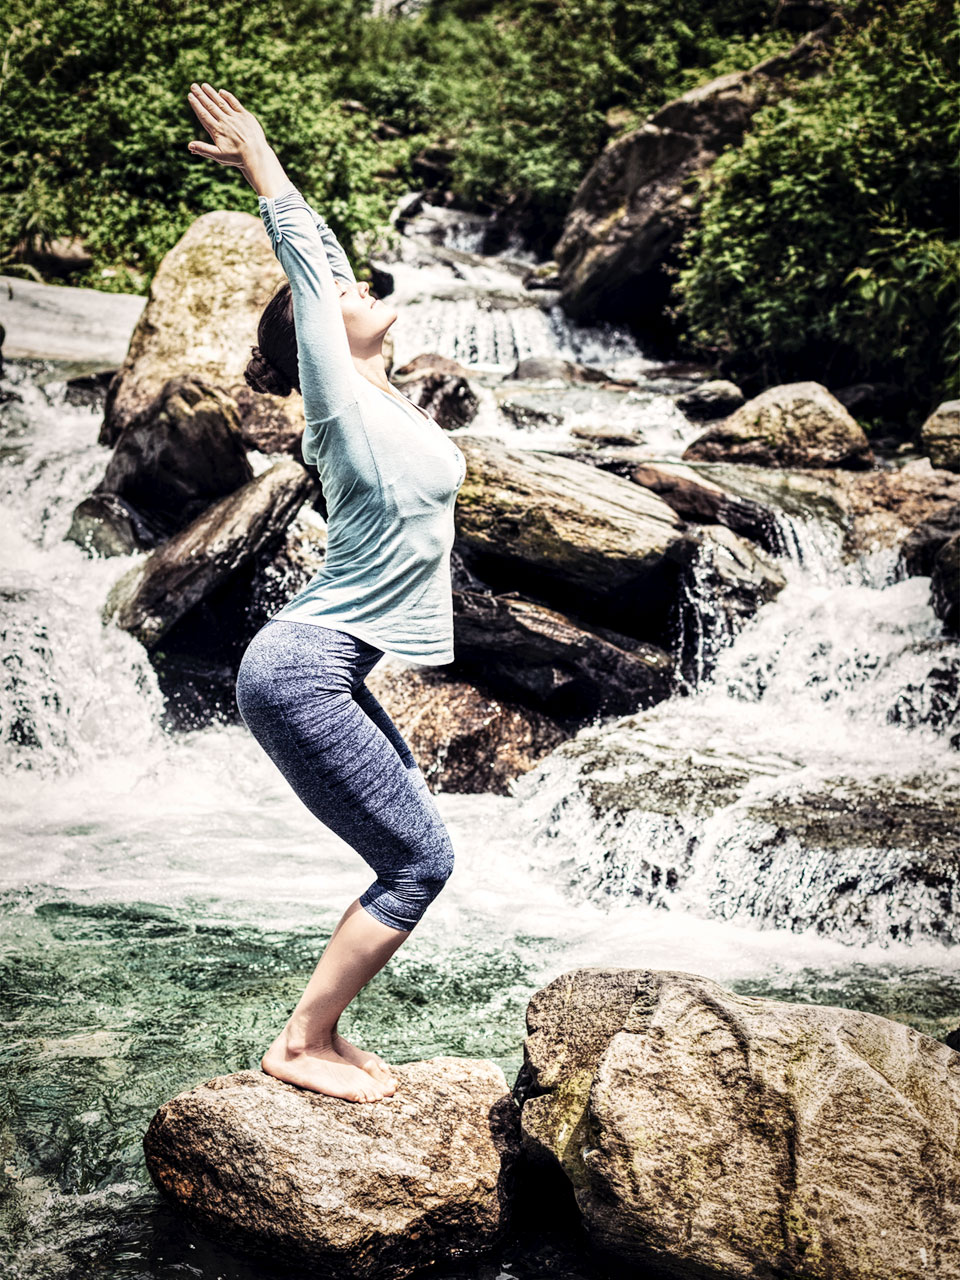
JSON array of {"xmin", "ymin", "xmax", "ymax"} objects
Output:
[
  {"xmin": 0, "ymin": 0, "xmax": 786, "ymax": 288},
  {"xmin": 670, "ymin": 0, "xmax": 959, "ymax": 415}
]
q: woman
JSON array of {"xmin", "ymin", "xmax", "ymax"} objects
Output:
[{"xmin": 187, "ymin": 82, "xmax": 466, "ymax": 1104}]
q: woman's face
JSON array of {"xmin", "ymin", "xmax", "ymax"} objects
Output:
[{"xmin": 335, "ymin": 278, "xmax": 398, "ymax": 350}]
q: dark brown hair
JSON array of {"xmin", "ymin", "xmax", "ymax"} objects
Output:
[{"xmin": 244, "ymin": 282, "xmax": 300, "ymax": 397}]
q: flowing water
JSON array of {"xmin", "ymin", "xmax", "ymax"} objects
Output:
[{"xmin": 1, "ymin": 224, "xmax": 958, "ymax": 1279}]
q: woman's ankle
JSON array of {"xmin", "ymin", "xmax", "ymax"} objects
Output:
[{"xmin": 277, "ymin": 1019, "xmax": 336, "ymax": 1055}]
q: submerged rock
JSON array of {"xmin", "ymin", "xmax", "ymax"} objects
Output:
[
  {"xmin": 682, "ymin": 381, "xmax": 875, "ymax": 470},
  {"xmin": 102, "ymin": 459, "xmax": 314, "ymax": 649},
  {"xmin": 143, "ymin": 1059, "xmax": 520, "ymax": 1279},
  {"xmin": 514, "ymin": 967, "xmax": 960, "ymax": 1280}
]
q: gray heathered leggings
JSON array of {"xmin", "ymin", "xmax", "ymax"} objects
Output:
[{"xmin": 235, "ymin": 618, "xmax": 455, "ymax": 932}]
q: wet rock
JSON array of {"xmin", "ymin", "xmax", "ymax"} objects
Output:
[
  {"xmin": 101, "ymin": 209, "xmax": 303, "ymax": 455},
  {"xmin": 64, "ymin": 367, "xmax": 116, "ymax": 408},
  {"xmin": 102, "ymin": 459, "xmax": 314, "ymax": 649},
  {"xmin": 554, "ymin": 22, "xmax": 836, "ymax": 331},
  {"xmin": 568, "ymin": 423, "xmax": 639, "ymax": 448},
  {"xmin": 513, "ymin": 967, "xmax": 960, "ymax": 1279},
  {"xmin": 392, "ymin": 355, "xmax": 480, "ymax": 427},
  {"xmin": 691, "ymin": 457, "xmax": 960, "ymax": 561},
  {"xmin": 509, "ymin": 357, "xmax": 609, "ymax": 384},
  {"xmin": 682, "ymin": 381, "xmax": 875, "ymax": 470},
  {"xmin": 899, "ymin": 500, "xmax": 960, "ymax": 577},
  {"xmin": 675, "ymin": 378, "xmax": 745, "ymax": 420},
  {"xmin": 623, "ymin": 460, "xmax": 787, "ymax": 556},
  {"xmin": 500, "ymin": 395, "xmax": 564, "ymax": 429},
  {"xmin": 510, "ymin": 719, "xmax": 960, "ymax": 943},
  {"xmin": 364, "ymin": 660, "xmax": 573, "ymax": 796},
  {"xmin": 887, "ymin": 653, "xmax": 960, "ymax": 746},
  {"xmin": 920, "ymin": 400, "xmax": 960, "ymax": 473},
  {"xmin": 72, "ymin": 375, "xmax": 253, "ymax": 554},
  {"xmin": 454, "ymin": 435, "xmax": 683, "ymax": 643},
  {"xmin": 455, "ymin": 436, "xmax": 784, "ymax": 650},
  {"xmin": 143, "ymin": 1059, "xmax": 519, "ymax": 1279},
  {"xmin": 65, "ymin": 492, "xmax": 160, "ymax": 558},
  {"xmin": 451, "ymin": 588, "xmax": 675, "ymax": 719},
  {"xmin": 932, "ymin": 533, "xmax": 959, "ymax": 635}
]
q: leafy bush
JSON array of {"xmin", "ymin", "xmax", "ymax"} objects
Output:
[{"xmin": 670, "ymin": 0, "xmax": 959, "ymax": 417}]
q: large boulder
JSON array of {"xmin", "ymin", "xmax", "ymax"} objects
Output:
[
  {"xmin": 101, "ymin": 209, "xmax": 303, "ymax": 455},
  {"xmin": 70, "ymin": 375, "xmax": 253, "ymax": 554},
  {"xmin": 144, "ymin": 1059, "xmax": 519, "ymax": 1279},
  {"xmin": 514, "ymin": 967, "xmax": 960, "ymax": 1279},
  {"xmin": 554, "ymin": 21, "xmax": 837, "ymax": 331},
  {"xmin": 920, "ymin": 400, "xmax": 960, "ymax": 473},
  {"xmin": 682, "ymin": 381, "xmax": 875, "ymax": 470},
  {"xmin": 454, "ymin": 436, "xmax": 784, "ymax": 647},
  {"xmin": 102, "ymin": 459, "xmax": 314, "ymax": 649}
]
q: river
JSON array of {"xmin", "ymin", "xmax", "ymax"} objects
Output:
[{"xmin": 1, "ymin": 223, "xmax": 957, "ymax": 1278}]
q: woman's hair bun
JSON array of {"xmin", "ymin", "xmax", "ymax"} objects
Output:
[{"xmin": 244, "ymin": 345, "xmax": 293, "ymax": 397}]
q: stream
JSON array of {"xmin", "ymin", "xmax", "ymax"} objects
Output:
[{"xmin": 1, "ymin": 209, "xmax": 958, "ymax": 1278}]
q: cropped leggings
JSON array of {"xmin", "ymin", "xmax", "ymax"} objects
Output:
[{"xmin": 235, "ymin": 618, "xmax": 454, "ymax": 931}]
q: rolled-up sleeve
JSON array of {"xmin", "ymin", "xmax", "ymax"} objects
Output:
[{"xmin": 258, "ymin": 184, "xmax": 358, "ymax": 466}]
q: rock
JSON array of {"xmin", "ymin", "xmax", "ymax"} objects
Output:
[
  {"xmin": 568, "ymin": 423, "xmax": 639, "ymax": 448},
  {"xmin": 920, "ymin": 400, "xmax": 960, "ymax": 472},
  {"xmin": 101, "ymin": 209, "xmax": 303, "ymax": 454},
  {"xmin": 454, "ymin": 435, "xmax": 683, "ymax": 643},
  {"xmin": 144, "ymin": 1059, "xmax": 519, "ymax": 1279},
  {"xmin": 946, "ymin": 1027, "xmax": 960, "ymax": 1052},
  {"xmin": 451, "ymin": 588, "xmax": 675, "ymax": 719},
  {"xmin": 932, "ymin": 533, "xmax": 959, "ymax": 635},
  {"xmin": 75, "ymin": 375, "xmax": 253, "ymax": 553},
  {"xmin": 454, "ymin": 436, "xmax": 784, "ymax": 649},
  {"xmin": 500, "ymin": 395, "xmax": 564, "ymax": 429},
  {"xmin": 514, "ymin": 967, "xmax": 960, "ymax": 1279},
  {"xmin": 102, "ymin": 459, "xmax": 314, "ymax": 649},
  {"xmin": 364, "ymin": 660, "xmax": 574, "ymax": 795},
  {"xmin": 687, "ymin": 457, "xmax": 960, "ymax": 561},
  {"xmin": 675, "ymin": 378, "xmax": 745, "ymax": 420},
  {"xmin": 682, "ymin": 381, "xmax": 875, "ymax": 470},
  {"xmin": 13, "ymin": 233, "xmax": 94, "ymax": 277},
  {"xmin": 391, "ymin": 358, "xmax": 480, "ymax": 428},
  {"xmin": 65, "ymin": 492, "xmax": 159, "ymax": 558},
  {"xmin": 64, "ymin": 367, "xmax": 116, "ymax": 408},
  {"xmin": 899, "ymin": 500, "xmax": 960, "ymax": 577},
  {"xmin": 510, "ymin": 718, "xmax": 960, "ymax": 943},
  {"xmin": 554, "ymin": 22, "xmax": 836, "ymax": 331},
  {"xmin": 509, "ymin": 357, "xmax": 609, "ymax": 384},
  {"xmin": 625, "ymin": 460, "xmax": 787, "ymax": 555}
]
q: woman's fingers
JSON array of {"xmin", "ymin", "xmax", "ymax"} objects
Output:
[
  {"xmin": 188, "ymin": 140, "xmax": 221, "ymax": 160},
  {"xmin": 219, "ymin": 88, "xmax": 244, "ymax": 112},
  {"xmin": 187, "ymin": 91, "xmax": 222, "ymax": 139},
  {"xmin": 198, "ymin": 81, "xmax": 232, "ymax": 118}
]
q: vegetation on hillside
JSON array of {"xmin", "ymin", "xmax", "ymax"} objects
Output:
[{"xmin": 1, "ymin": 0, "xmax": 955, "ymax": 417}]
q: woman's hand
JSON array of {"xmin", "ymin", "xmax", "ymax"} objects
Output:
[{"xmin": 187, "ymin": 83, "xmax": 268, "ymax": 168}]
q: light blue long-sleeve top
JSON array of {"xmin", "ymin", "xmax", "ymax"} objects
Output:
[{"xmin": 257, "ymin": 182, "xmax": 466, "ymax": 665}]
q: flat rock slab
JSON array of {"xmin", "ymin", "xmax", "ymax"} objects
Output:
[
  {"xmin": 144, "ymin": 1058, "xmax": 520, "ymax": 1278},
  {"xmin": 0, "ymin": 274, "xmax": 145, "ymax": 364}
]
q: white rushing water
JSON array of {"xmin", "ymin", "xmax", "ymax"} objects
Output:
[{"xmin": 1, "ymin": 334, "xmax": 957, "ymax": 988}]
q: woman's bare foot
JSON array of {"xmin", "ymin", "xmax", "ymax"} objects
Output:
[
  {"xmin": 261, "ymin": 1035, "xmax": 386, "ymax": 1102},
  {"xmin": 331, "ymin": 1031, "xmax": 399, "ymax": 1094}
]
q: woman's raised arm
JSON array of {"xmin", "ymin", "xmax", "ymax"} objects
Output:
[{"xmin": 187, "ymin": 83, "xmax": 359, "ymax": 446}]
